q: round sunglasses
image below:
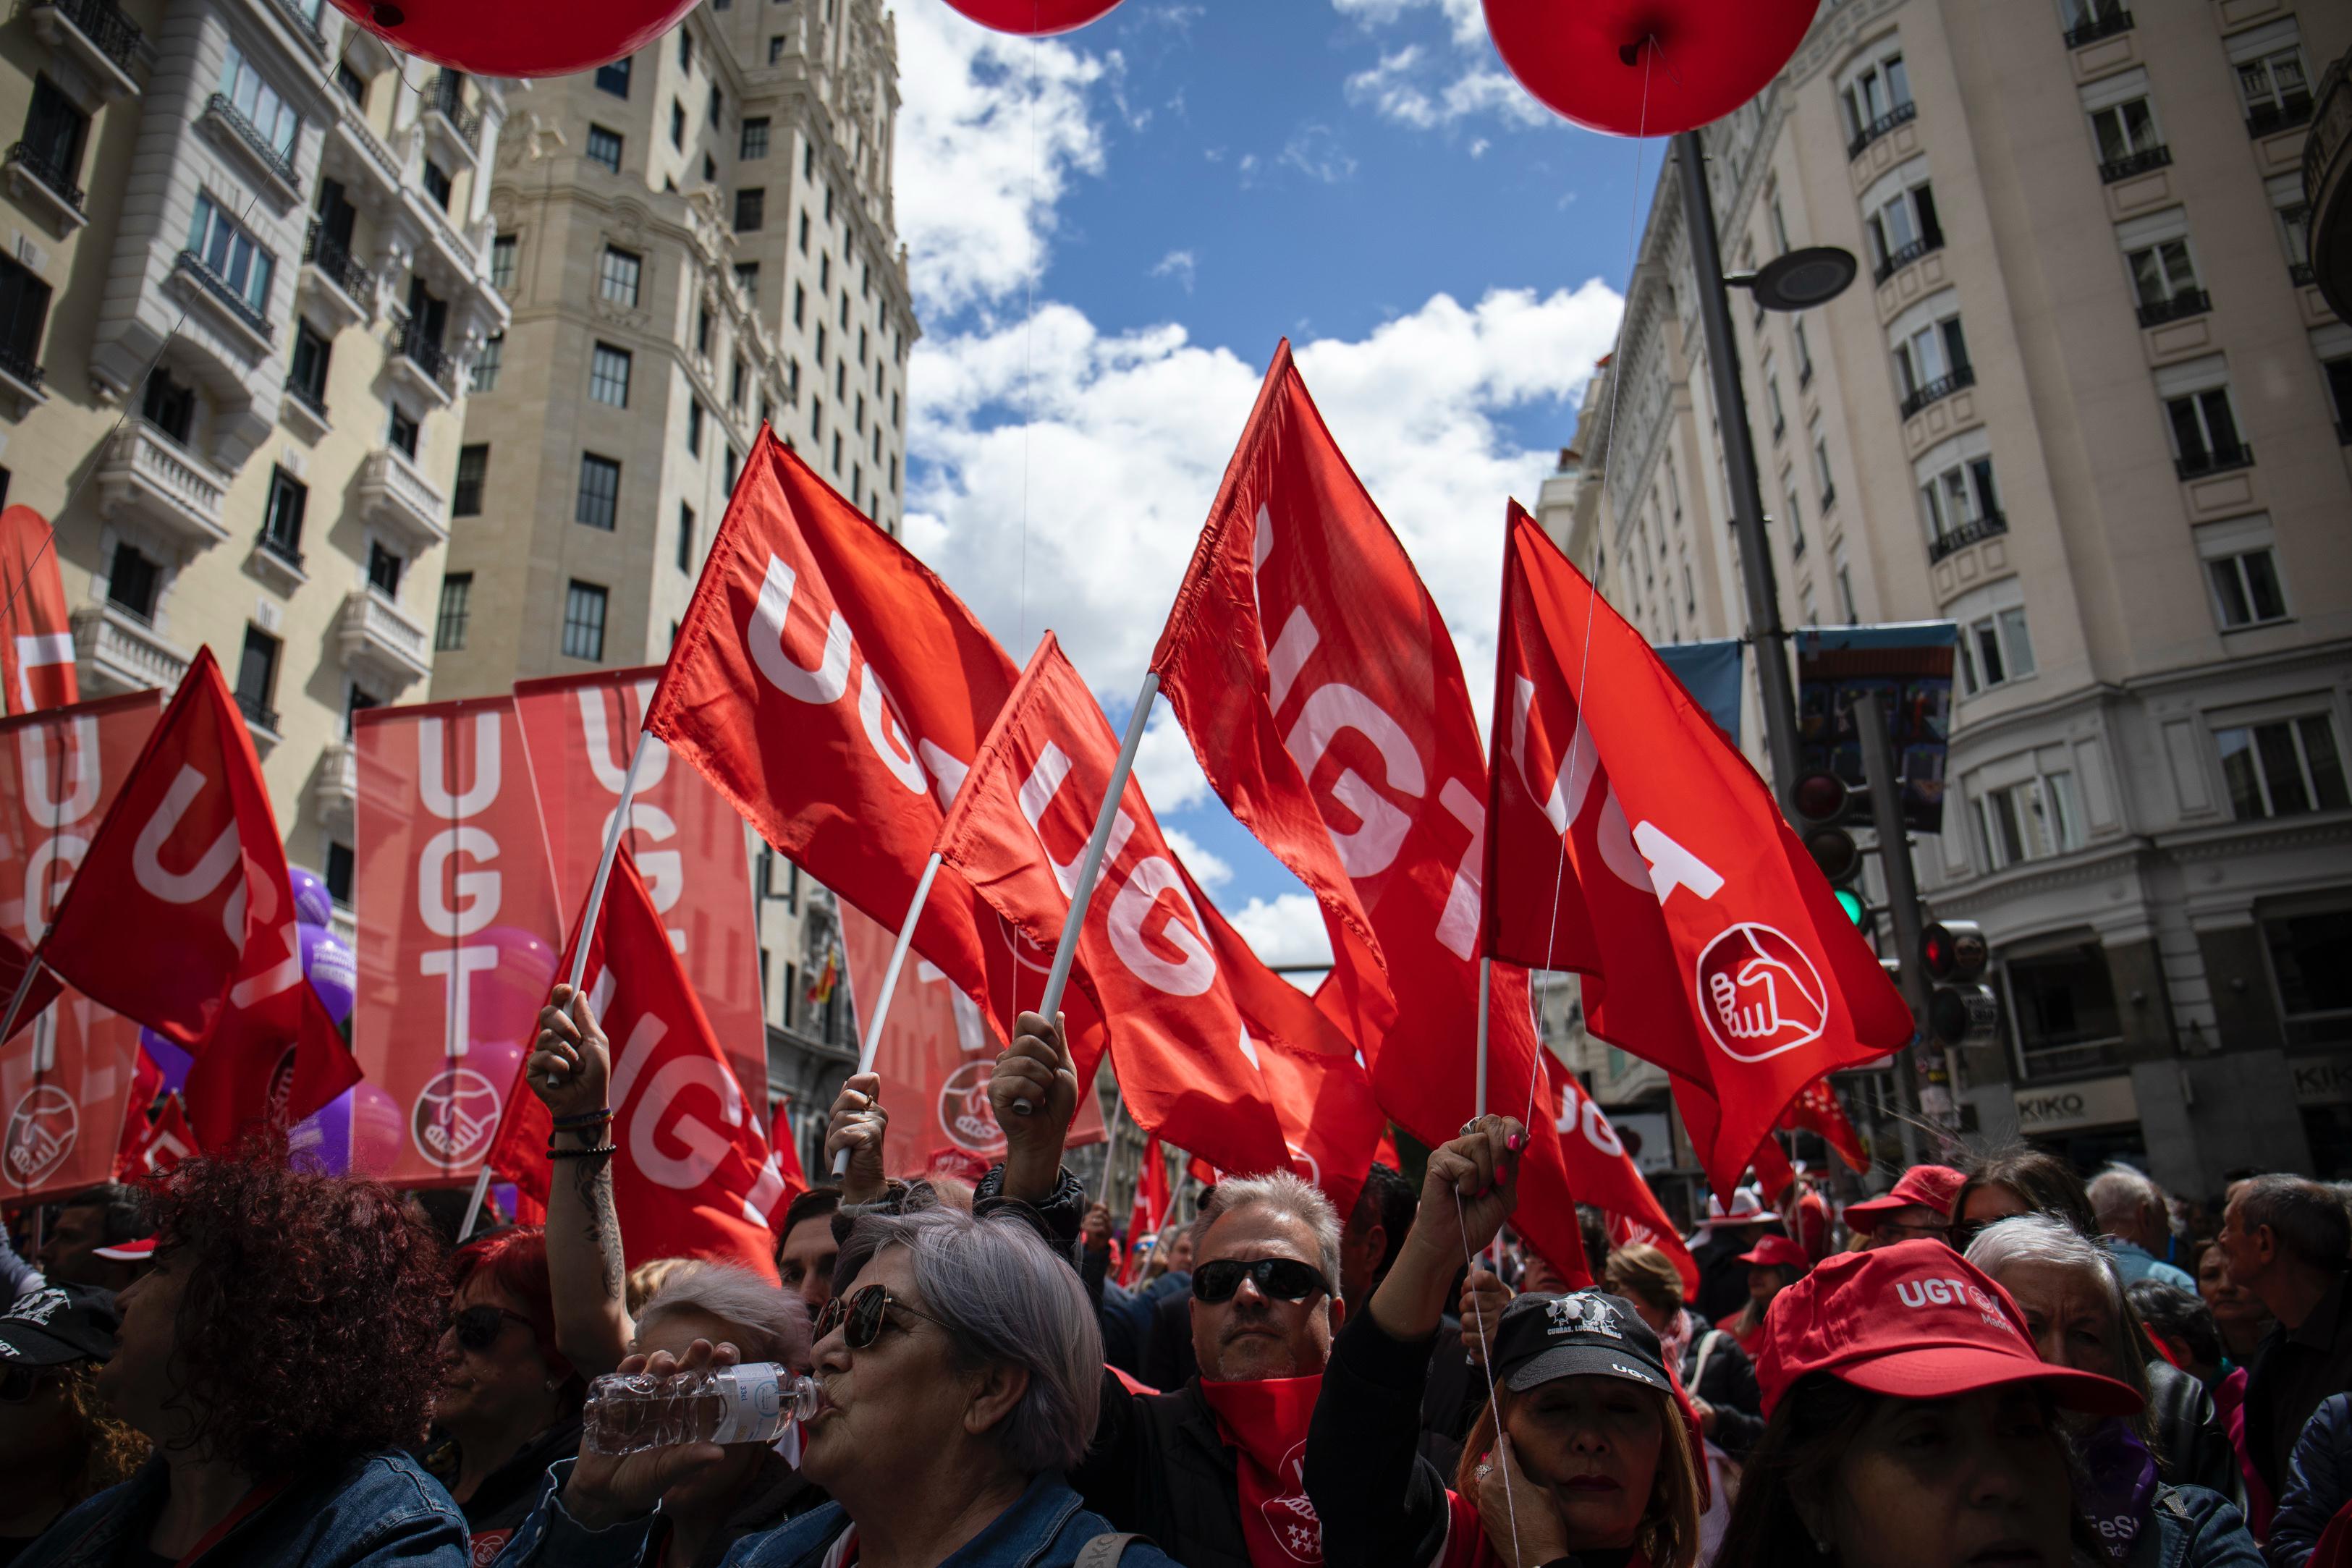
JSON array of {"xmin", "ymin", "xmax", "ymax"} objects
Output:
[
  {"xmin": 449, "ymin": 1304, "xmax": 536, "ymax": 1353},
  {"xmin": 816, "ymin": 1284, "xmax": 954, "ymax": 1349},
  {"xmin": 1190, "ymin": 1257, "xmax": 1334, "ymax": 1305}
]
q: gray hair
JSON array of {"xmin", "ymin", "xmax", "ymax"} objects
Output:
[
  {"xmin": 1197, "ymin": 1169, "xmax": 1343, "ymax": 1291},
  {"xmin": 836, "ymin": 1208, "xmax": 1100, "ymax": 1474},
  {"xmin": 638, "ymin": 1260, "xmax": 814, "ymax": 1370},
  {"xmin": 1966, "ymin": 1212, "xmax": 2151, "ymax": 1412},
  {"xmin": 2086, "ymin": 1164, "xmax": 2165, "ymax": 1228},
  {"xmin": 2239, "ymin": 1175, "xmax": 2352, "ymax": 1270}
]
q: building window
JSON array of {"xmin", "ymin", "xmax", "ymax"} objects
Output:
[
  {"xmin": 741, "ymin": 116, "xmax": 769, "ymax": 159},
  {"xmin": 2264, "ymin": 909, "xmax": 2352, "ymax": 1049},
  {"xmin": 187, "ymin": 192, "xmax": 275, "ymax": 319},
  {"xmin": 2089, "ymin": 95, "xmax": 2165, "ymax": 178},
  {"xmin": 793, "ymin": 283, "xmax": 806, "ymax": 327},
  {"xmin": 2005, "ymin": 943, "xmax": 2122, "ymax": 1077},
  {"xmin": 709, "ymin": 86, "xmax": 723, "ymax": 127},
  {"xmin": 471, "ymin": 331, "xmax": 502, "ymax": 393},
  {"xmin": 562, "ymin": 580, "xmax": 609, "ymax": 661},
  {"xmin": 677, "ymin": 502, "xmax": 695, "ymax": 573},
  {"xmin": 696, "ymin": 305, "xmax": 713, "ymax": 357},
  {"xmin": 586, "ymin": 124, "xmax": 624, "ymax": 174},
  {"xmin": 1792, "ymin": 318, "xmax": 1814, "ymax": 386},
  {"xmin": 344, "ymin": 682, "xmax": 379, "ymax": 739},
  {"xmin": 324, "ymin": 841, "xmax": 354, "ymax": 907},
  {"xmin": 1835, "ymin": 552, "xmax": 1856, "ymax": 621},
  {"xmin": 421, "ymin": 158, "xmax": 452, "ymax": 211},
  {"xmin": 234, "ymin": 625, "xmax": 280, "ymax": 729},
  {"xmin": 1811, "ymin": 420, "xmax": 1835, "ymax": 509},
  {"xmin": 734, "ymin": 261, "xmax": 760, "ymax": 304},
  {"xmin": 106, "ymin": 543, "xmax": 158, "ymax": 620},
  {"xmin": 387, "ymin": 404, "xmax": 418, "ymax": 459},
  {"xmin": 730, "ymin": 357, "xmax": 747, "ymax": 408},
  {"xmin": 575, "ymin": 452, "xmax": 621, "ymax": 530},
  {"xmin": 2324, "ymin": 352, "xmax": 2352, "ymax": 441},
  {"xmin": 20, "ymin": 77, "xmax": 88, "ymax": 201},
  {"xmin": 261, "ymin": 466, "xmax": 306, "ymax": 564},
  {"xmin": 434, "ymin": 571, "xmax": 472, "ymax": 650},
  {"xmin": 2218, "ymin": 716, "xmax": 2348, "ymax": 820},
  {"xmin": 1865, "ymin": 178, "xmax": 1942, "ymax": 280},
  {"xmin": 598, "ymin": 246, "xmax": 642, "ymax": 306},
  {"xmin": 677, "ymin": 28, "xmax": 692, "ymax": 70},
  {"xmin": 596, "ymin": 56, "xmax": 631, "ymax": 98},
  {"xmin": 288, "ymin": 318, "xmax": 330, "ymax": 407},
  {"xmin": 1840, "ymin": 48, "xmax": 1913, "ymax": 151},
  {"xmin": 334, "ymin": 60, "xmax": 365, "ymax": 105},
  {"xmin": 724, "ymin": 445, "xmax": 737, "ymax": 493},
  {"xmin": 2126, "ymin": 235, "xmax": 2204, "ymax": 323},
  {"xmin": 1957, "ymin": 601, "xmax": 2036, "ymax": 695},
  {"xmin": 2163, "ymin": 386, "xmax": 2247, "ymax": 478},
  {"xmin": 1892, "ymin": 310, "xmax": 1971, "ymax": 414},
  {"xmin": 2205, "ymin": 546, "xmax": 2287, "ymax": 630},
  {"xmin": 589, "ymin": 341, "xmax": 632, "ymax": 406},
  {"xmin": 367, "ymin": 539, "xmax": 403, "ymax": 598},
  {"xmin": 799, "ymin": 211, "xmax": 811, "ymax": 254},
  {"xmin": 688, "ymin": 399, "xmax": 703, "ymax": 456},
  {"xmin": 1974, "ymin": 771, "xmax": 2084, "ymax": 869},
  {"xmin": 669, "ymin": 99, "xmax": 685, "ymax": 149},
  {"xmin": 769, "ymin": 35, "xmax": 785, "ymax": 64},
  {"xmin": 221, "ymin": 43, "xmax": 298, "ymax": 158},
  {"xmin": 735, "ymin": 187, "xmax": 765, "ymax": 232},
  {"xmin": 2237, "ymin": 35, "xmax": 2312, "ymax": 136},
  {"xmin": 490, "ymin": 234, "xmax": 517, "ymax": 289},
  {"xmin": 1783, "ymin": 483, "xmax": 1806, "ymax": 557},
  {"xmin": 1763, "ymin": 365, "xmax": 1785, "ymax": 441},
  {"xmin": 1919, "ymin": 453, "xmax": 2001, "ymax": 552},
  {"xmin": 452, "ymin": 443, "xmax": 488, "ymax": 516},
  {"xmin": 811, "ymin": 396, "xmax": 823, "ymax": 442}
]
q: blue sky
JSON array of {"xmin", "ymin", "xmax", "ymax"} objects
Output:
[{"xmin": 888, "ymin": 0, "xmax": 1649, "ymax": 967}]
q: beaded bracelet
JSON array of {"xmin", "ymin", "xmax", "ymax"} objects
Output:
[
  {"xmin": 549, "ymin": 1107, "xmax": 614, "ymax": 1132},
  {"xmin": 549, "ymin": 1143, "xmax": 616, "ymax": 1160}
]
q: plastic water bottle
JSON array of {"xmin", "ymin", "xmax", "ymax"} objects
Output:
[{"xmin": 584, "ymin": 1363, "xmax": 823, "ymax": 1456}]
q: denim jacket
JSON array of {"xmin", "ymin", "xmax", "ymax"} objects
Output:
[
  {"xmin": 500, "ymin": 1467, "xmax": 1172, "ymax": 1568},
  {"xmin": 2122, "ymin": 1484, "xmax": 2264, "ymax": 1568},
  {"xmin": 14, "ymin": 1450, "xmax": 468, "ymax": 1568}
]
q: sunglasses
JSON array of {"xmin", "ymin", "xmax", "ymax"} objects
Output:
[
  {"xmin": 814, "ymin": 1284, "xmax": 952, "ymax": 1350},
  {"xmin": 450, "ymin": 1304, "xmax": 536, "ymax": 1353},
  {"xmin": 1191, "ymin": 1257, "xmax": 1334, "ymax": 1305}
]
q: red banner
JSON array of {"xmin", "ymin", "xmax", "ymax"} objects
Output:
[
  {"xmin": 514, "ymin": 669, "xmax": 765, "ymax": 1106},
  {"xmin": 0, "ymin": 506, "xmax": 77, "ymax": 717},
  {"xmin": 488, "ymin": 849, "xmax": 787, "ymax": 1278},
  {"xmin": 1541, "ymin": 1054, "xmax": 1699, "ymax": 1297},
  {"xmin": 1780, "ymin": 1075, "xmax": 1869, "ymax": 1174},
  {"xmin": 1147, "ymin": 342, "xmax": 1586, "ymax": 1285},
  {"xmin": 1486, "ymin": 506, "xmax": 1910, "ymax": 1194},
  {"xmin": 353, "ymin": 698, "xmax": 564, "ymax": 1185}
]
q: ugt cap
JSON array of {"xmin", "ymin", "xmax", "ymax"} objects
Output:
[
  {"xmin": 1696, "ymin": 1187, "xmax": 1767, "ymax": 1228},
  {"xmin": 1844, "ymin": 1166, "xmax": 1967, "ymax": 1234},
  {"xmin": 0, "ymin": 1283, "xmax": 120, "ymax": 1366},
  {"xmin": 1753, "ymin": 1239, "xmax": 2143, "ymax": 1418},
  {"xmin": 1490, "ymin": 1291, "xmax": 1674, "ymax": 1399},
  {"xmin": 1736, "ymin": 1234, "xmax": 1813, "ymax": 1274}
]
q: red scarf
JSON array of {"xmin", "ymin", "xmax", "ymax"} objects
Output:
[{"xmin": 1198, "ymin": 1375, "xmax": 1326, "ymax": 1567}]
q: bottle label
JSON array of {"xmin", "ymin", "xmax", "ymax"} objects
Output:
[{"xmin": 711, "ymin": 1365, "xmax": 785, "ymax": 1445}]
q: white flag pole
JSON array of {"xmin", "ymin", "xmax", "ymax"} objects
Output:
[
  {"xmin": 0, "ymin": 957, "xmax": 46, "ymax": 1052},
  {"xmin": 1474, "ymin": 956, "xmax": 1492, "ymax": 1124},
  {"xmin": 458, "ymin": 1166, "xmax": 494, "ymax": 1242},
  {"xmin": 830, "ymin": 849, "xmax": 944, "ymax": 1177},
  {"xmin": 1020, "ymin": 670, "xmax": 1160, "ymax": 1114}
]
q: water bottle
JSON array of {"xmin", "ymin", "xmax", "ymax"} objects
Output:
[{"xmin": 584, "ymin": 1363, "xmax": 823, "ymax": 1456}]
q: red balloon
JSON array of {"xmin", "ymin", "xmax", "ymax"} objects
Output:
[
  {"xmin": 1481, "ymin": 0, "xmax": 1820, "ymax": 137},
  {"xmin": 941, "ymin": 0, "xmax": 1125, "ymax": 36},
  {"xmin": 326, "ymin": 0, "xmax": 698, "ymax": 78}
]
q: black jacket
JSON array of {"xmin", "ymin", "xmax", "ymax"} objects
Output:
[
  {"xmin": 1675, "ymin": 1310, "xmax": 1766, "ymax": 1460},
  {"xmin": 420, "ymin": 1416, "xmax": 583, "ymax": 1549},
  {"xmin": 2246, "ymin": 1268, "xmax": 2352, "ymax": 1498},
  {"xmin": 1302, "ymin": 1310, "xmax": 1468, "ymax": 1568},
  {"xmin": 1690, "ymin": 1229, "xmax": 1761, "ymax": 1326},
  {"xmin": 1141, "ymin": 1286, "xmax": 1199, "ymax": 1391},
  {"xmin": 1072, "ymin": 1371, "xmax": 1258, "ymax": 1568},
  {"xmin": 2147, "ymin": 1357, "xmax": 2243, "ymax": 1504}
]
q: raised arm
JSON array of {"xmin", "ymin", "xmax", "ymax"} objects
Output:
[
  {"xmin": 528, "ymin": 984, "xmax": 632, "ymax": 1380},
  {"xmin": 989, "ymin": 1010, "xmax": 1080, "ymax": 1205}
]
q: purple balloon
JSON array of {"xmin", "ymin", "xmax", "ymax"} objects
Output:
[
  {"xmin": 289, "ymin": 865, "xmax": 334, "ymax": 929},
  {"xmin": 140, "ymin": 1027, "xmax": 193, "ymax": 1095},
  {"xmin": 287, "ymin": 1088, "xmax": 355, "ymax": 1175},
  {"xmin": 300, "ymin": 923, "xmax": 355, "ymax": 1026}
]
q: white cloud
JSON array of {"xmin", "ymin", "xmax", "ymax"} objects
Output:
[
  {"xmin": 1329, "ymin": 0, "xmax": 1486, "ymax": 48},
  {"xmin": 1279, "ymin": 123, "xmax": 1358, "ymax": 184},
  {"xmin": 1469, "ymin": 137, "xmax": 1489, "ymax": 158},
  {"xmin": 1344, "ymin": 48, "xmax": 1549, "ymax": 131},
  {"xmin": 1162, "ymin": 826, "xmax": 1232, "ymax": 889},
  {"xmin": 1149, "ymin": 248, "xmax": 1197, "ymax": 292},
  {"xmin": 1228, "ymin": 893, "xmax": 1334, "ymax": 985},
  {"xmin": 1133, "ymin": 700, "xmax": 1211, "ymax": 812}
]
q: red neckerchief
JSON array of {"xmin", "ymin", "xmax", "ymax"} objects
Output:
[
  {"xmin": 1197, "ymin": 1375, "xmax": 1326, "ymax": 1567},
  {"xmin": 173, "ymin": 1477, "xmax": 290, "ymax": 1567}
]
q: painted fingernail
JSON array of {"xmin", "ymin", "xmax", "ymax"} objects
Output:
[{"xmin": 1505, "ymin": 1132, "xmax": 1526, "ymax": 1154}]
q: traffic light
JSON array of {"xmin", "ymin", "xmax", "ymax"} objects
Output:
[
  {"xmin": 1921, "ymin": 919, "xmax": 1998, "ymax": 1046},
  {"xmin": 1794, "ymin": 771, "xmax": 1873, "ymax": 936}
]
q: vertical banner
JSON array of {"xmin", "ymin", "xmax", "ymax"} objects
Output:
[
  {"xmin": 512, "ymin": 669, "xmax": 766, "ymax": 1114},
  {"xmin": 837, "ymin": 903, "xmax": 1104, "ymax": 1182},
  {"xmin": 0, "ymin": 691, "xmax": 158, "ymax": 1203},
  {"xmin": 354, "ymin": 699, "xmax": 564, "ymax": 1186}
]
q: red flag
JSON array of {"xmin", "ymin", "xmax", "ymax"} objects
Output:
[
  {"xmin": 352, "ymin": 699, "xmax": 566, "ymax": 1186},
  {"xmin": 0, "ymin": 506, "xmax": 77, "ymax": 716},
  {"xmin": 487, "ymin": 849, "xmax": 787, "ymax": 1276},
  {"xmin": 111, "ymin": 1041, "xmax": 164, "ymax": 1182},
  {"xmin": 1486, "ymin": 504, "xmax": 1911, "ymax": 1194},
  {"xmin": 936, "ymin": 633, "xmax": 1355, "ymax": 1183},
  {"xmin": 767, "ymin": 1095, "xmax": 808, "ymax": 1203},
  {"xmin": 835, "ymin": 901, "xmax": 1105, "ymax": 1179},
  {"xmin": 42, "ymin": 650, "xmax": 358, "ymax": 1149},
  {"xmin": 1780, "ymin": 1075, "xmax": 1869, "ymax": 1174},
  {"xmin": 512, "ymin": 669, "xmax": 766, "ymax": 1105},
  {"xmin": 1123, "ymin": 1132, "xmax": 1169, "ymax": 1287},
  {"xmin": 1147, "ymin": 342, "xmax": 1586, "ymax": 1286},
  {"xmin": 645, "ymin": 432, "xmax": 1020, "ymax": 1039},
  {"xmin": 1541, "ymin": 1054, "xmax": 1699, "ymax": 1298},
  {"xmin": 124, "ymin": 1091, "xmax": 195, "ymax": 1175}
]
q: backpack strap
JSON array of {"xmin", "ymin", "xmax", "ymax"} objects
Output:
[
  {"xmin": 1077, "ymin": 1532, "xmax": 1148, "ymax": 1567},
  {"xmin": 1691, "ymin": 1328, "xmax": 1726, "ymax": 1391}
]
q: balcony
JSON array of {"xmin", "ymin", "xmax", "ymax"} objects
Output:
[
  {"xmin": 2135, "ymin": 288, "xmax": 2210, "ymax": 329},
  {"xmin": 167, "ymin": 249, "xmax": 271, "ymax": 355},
  {"xmin": 331, "ymin": 96, "xmax": 405, "ymax": 210},
  {"xmin": 235, "ymin": 689, "xmax": 281, "ymax": 743},
  {"xmin": 2061, "ymin": 6, "xmax": 2131, "ymax": 47},
  {"xmin": 268, "ymin": 0, "xmax": 327, "ymax": 57},
  {"xmin": 1873, "ymin": 229, "xmax": 1945, "ymax": 285},
  {"xmin": 2099, "ymin": 145, "xmax": 2172, "ymax": 185},
  {"xmin": 337, "ymin": 588, "xmax": 431, "ymax": 689},
  {"xmin": 311, "ymin": 739, "xmax": 358, "ymax": 834},
  {"xmin": 301, "ymin": 222, "xmax": 376, "ymax": 329},
  {"xmin": 2247, "ymin": 96, "xmax": 2314, "ymax": 140},
  {"xmin": 71, "ymin": 601, "xmax": 190, "ymax": 696},
  {"xmin": 1900, "ymin": 363, "xmax": 1976, "ymax": 420},
  {"xmin": 1927, "ymin": 512, "xmax": 2008, "ymax": 564},
  {"xmin": 1848, "ymin": 98, "xmax": 1918, "ymax": 161},
  {"xmin": 200, "ymin": 93, "xmax": 300, "ymax": 207},
  {"xmin": 423, "ymin": 73, "xmax": 483, "ymax": 165},
  {"xmin": 0, "ymin": 339, "xmax": 46, "ymax": 413},
  {"xmin": 387, "ymin": 316, "xmax": 457, "ymax": 406},
  {"xmin": 26, "ymin": 0, "xmax": 145, "ymax": 100},
  {"xmin": 93, "ymin": 421, "xmax": 229, "ymax": 548},
  {"xmin": 402, "ymin": 180, "xmax": 488, "ymax": 291},
  {"xmin": 3, "ymin": 140, "xmax": 85, "ymax": 234},
  {"xmin": 2175, "ymin": 444, "xmax": 2253, "ymax": 480},
  {"xmin": 355, "ymin": 445, "xmax": 450, "ymax": 551}
]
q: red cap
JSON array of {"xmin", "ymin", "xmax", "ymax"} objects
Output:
[
  {"xmin": 1843, "ymin": 1164, "xmax": 1968, "ymax": 1232},
  {"xmin": 1737, "ymin": 1234, "xmax": 1812, "ymax": 1273},
  {"xmin": 1753, "ymin": 1240, "xmax": 2144, "ymax": 1418},
  {"xmin": 91, "ymin": 1235, "xmax": 156, "ymax": 1262}
]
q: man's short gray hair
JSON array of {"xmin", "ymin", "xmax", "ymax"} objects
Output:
[
  {"xmin": 836, "ymin": 1208, "xmax": 1100, "ymax": 1474},
  {"xmin": 638, "ymin": 1260, "xmax": 814, "ymax": 1370},
  {"xmin": 2238, "ymin": 1174, "xmax": 2352, "ymax": 1270},
  {"xmin": 1966, "ymin": 1212, "xmax": 2149, "ymax": 1409},
  {"xmin": 1196, "ymin": 1169, "xmax": 1342, "ymax": 1291},
  {"xmin": 2086, "ymin": 1164, "xmax": 2165, "ymax": 1227}
]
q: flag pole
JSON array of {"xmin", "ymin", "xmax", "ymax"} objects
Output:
[
  {"xmin": 1020, "ymin": 671, "xmax": 1159, "ymax": 1114},
  {"xmin": 1473, "ymin": 957, "xmax": 1491, "ymax": 1123},
  {"xmin": 0, "ymin": 957, "xmax": 44, "ymax": 1050},
  {"xmin": 458, "ymin": 1165, "xmax": 494, "ymax": 1243},
  {"xmin": 831, "ymin": 849, "xmax": 944, "ymax": 1177}
]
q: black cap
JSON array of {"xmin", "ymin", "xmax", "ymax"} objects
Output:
[
  {"xmin": 0, "ymin": 1284, "xmax": 120, "ymax": 1366},
  {"xmin": 1490, "ymin": 1290, "xmax": 1673, "ymax": 1397}
]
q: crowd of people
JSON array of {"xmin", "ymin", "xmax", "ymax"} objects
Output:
[{"xmin": 6, "ymin": 992, "xmax": 2352, "ymax": 1567}]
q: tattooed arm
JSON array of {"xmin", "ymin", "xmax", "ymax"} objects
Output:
[{"xmin": 530, "ymin": 984, "xmax": 634, "ymax": 1379}]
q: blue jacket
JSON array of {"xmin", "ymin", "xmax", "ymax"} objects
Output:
[
  {"xmin": 2123, "ymin": 1484, "xmax": 2264, "ymax": 1568},
  {"xmin": 2271, "ymin": 1391, "xmax": 2352, "ymax": 1568},
  {"xmin": 14, "ymin": 1451, "xmax": 468, "ymax": 1567},
  {"xmin": 501, "ymin": 1467, "xmax": 1175, "ymax": 1568}
]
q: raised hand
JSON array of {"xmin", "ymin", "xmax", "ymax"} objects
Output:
[
  {"xmin": 823, "ymin": 1072, "xmax": 889, "ymax": 1203},
  {"xmin": 1473, "ymin": 1433, "xmax": 1571, "ymax": 1568},
  {"xmin": 562, "ymin": 1339, "xmax": 737, "ymax": 1528},
  {"xmin": 1457, "ymin": 1267, "xmax": 1512, "ymax": 1365},
  {"xmin": 529, "ymin": 984, "xmax": 612, "ymax": 1122},
  {"xmin": 1081, "ymin": 1201, "xmax": 1114, "ymax": 1255},
  {"xmin": 1368, "ymin": 1115, "xmax": 1524, "ymax": 1343},
  {"xmin": 991, "ymin": 1011, "xmax": 1078, "ymax": 1201}
]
